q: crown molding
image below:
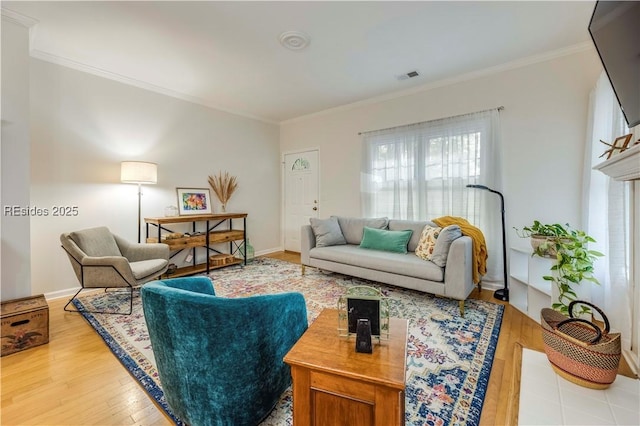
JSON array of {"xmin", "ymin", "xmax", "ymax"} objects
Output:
[
  {"xmin": 23, "ymin": 25, "xmax": 593, "ymax": 128},
  {"xmin": 281, "ymin": 42, "xmax": 595, "ymax": 125},
  {"xmin": 1, "ymin": 7, "xmax": 39, "ymax": 28},
  {"xmin": 30, "ymin": 49, "xmax": 279, "ymax": 125}
]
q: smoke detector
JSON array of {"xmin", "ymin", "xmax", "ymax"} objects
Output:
[{"xmin": 279, "ymin": 31, "xmax": 311, "ymax": 51}]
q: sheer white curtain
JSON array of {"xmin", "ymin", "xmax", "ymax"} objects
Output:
[
  {"xmin": 361, "ymin": 109, "xmax": 504, "ymax": 283},
  {"xmin": 583, "ymin": 72, "xmax": 632, "ymax": 349}
]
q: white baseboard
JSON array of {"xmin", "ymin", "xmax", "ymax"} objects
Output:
[
  {"xmin": 44, "ymin": 287, "xmax": 80, "ymax": 301},
  {"xmin": 622, "ymin": 348, "xmax": 639, "ymax": 377},
  {"xmin": 479, "ymin": 281, "xmax": 502, "ymax": 291},
  {"xmin": 255, "ymin": 246, "xmax": 285, "ymax": 256}
]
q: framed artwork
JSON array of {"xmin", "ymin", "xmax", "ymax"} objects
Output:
[
  {"xmin": 347, "ymin": 298, "xmax": 381, "ymax": 335},
  {"xmin": 176, "ymin": 188, "xmax": 212, "ymax": 215},
  {"xmin": 601, "ymin": 134, "xmax": 634, "ymax": 159},
  {"xmin": 337, "ymin": 285, "xmax": 389, "ymax": 340}
]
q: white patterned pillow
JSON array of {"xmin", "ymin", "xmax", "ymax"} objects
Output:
[{"xmin": 415, "ymin": 225, "xmax": 441, "ymax": 261}]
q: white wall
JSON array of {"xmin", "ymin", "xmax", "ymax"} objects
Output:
[
  {"xmin": 29, "ymin": 59, "xmax": 281, "ymax": 297},
  {"xmin": 1, "ymin": 16, "xmax": 32, "ymax": 301},
  {"xmin": 280, "ymin": 48, "xmax": 602, "ymax": 266}
]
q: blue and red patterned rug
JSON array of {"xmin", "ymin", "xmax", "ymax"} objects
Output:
[{"xmin": 74, "ymin": 257, "xmax": 503, "ymax": 425}]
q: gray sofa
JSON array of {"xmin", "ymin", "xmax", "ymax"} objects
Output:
[{"xmin": 301, "ymin": 216, "xmax": 475, "ymax": 315}]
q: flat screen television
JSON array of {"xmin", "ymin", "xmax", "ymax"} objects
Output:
[{"xmin": 588, "ymin": 1, "xmax": 640, "ymax": 128}]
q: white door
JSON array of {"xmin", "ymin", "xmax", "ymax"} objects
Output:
[{"xmin": 284, "ymin": 150, "xmax": 319, "ymax": 252}]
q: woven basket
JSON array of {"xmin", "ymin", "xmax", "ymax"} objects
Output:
[{"xmin": 540, "ymin": 300, "xmax": 621, "ymax": 389}]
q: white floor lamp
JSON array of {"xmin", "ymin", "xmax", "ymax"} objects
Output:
[
  {"xmin": 121, "ymin": 161, "xmax": 157, "ymax": 243},
  {"xmin": 466, "ymin": 184, "xmax": 509, "ymax": 302}
]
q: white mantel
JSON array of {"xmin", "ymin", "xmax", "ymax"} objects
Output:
[{"xmin": 593, "ymin": 142, "xmax": 640, "ymax": 181}]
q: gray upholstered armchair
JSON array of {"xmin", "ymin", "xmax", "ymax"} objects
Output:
[{"xmin": 61, "ymin": 226, "xmax": 169, "ymax": 314}]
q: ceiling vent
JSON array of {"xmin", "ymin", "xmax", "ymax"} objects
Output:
[
  {"xmin": 279, "ymin": 31, "xmax": 310, "ymax": 51},
  {"xmin": 397, "ymin": 70, "xmax": 420, "ymax": 81}
]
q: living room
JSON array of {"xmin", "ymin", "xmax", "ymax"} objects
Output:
[{"xmin": 2, "ymin": 1, "xmax": 639, "ymax": 425}]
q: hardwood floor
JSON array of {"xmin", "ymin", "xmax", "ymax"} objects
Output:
[{"xmin": 1, "ymin": 251, "xmax": 634, "ymax": 425}]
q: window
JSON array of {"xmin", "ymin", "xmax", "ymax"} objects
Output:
[
  {"xmin": 361, "ymin": 108, "xmax": 503, "ymax": 283},
  {"xmin": 362, "ymin": 109, "xmax": 500, "ymax": 222}
]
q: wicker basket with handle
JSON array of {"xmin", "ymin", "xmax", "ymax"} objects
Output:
[{"xmin": 540, "ymin": 300, "xmax": 621, "ymax": 389}]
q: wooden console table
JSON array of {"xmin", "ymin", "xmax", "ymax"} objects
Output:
[
  {"xmin": 284, "ymin": 308, "xmax": 408, "ymax": 426},
  {"xmin": 144, "ymin": 213, "xmax": 247, "ymax": 277}
]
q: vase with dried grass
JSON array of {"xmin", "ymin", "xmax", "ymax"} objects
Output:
[{"xmin": 208, "ymin": 171, "xmax": 238, "ymax": 213}]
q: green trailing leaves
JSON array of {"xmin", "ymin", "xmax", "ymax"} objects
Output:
[{"xmin": 516, "ymin": 222, "xmax": 603, "ymax": 314}]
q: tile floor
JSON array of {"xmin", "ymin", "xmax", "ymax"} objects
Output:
[{"xmin": 519, "ymin": 349, "xmax": 640, "ymax": 425}]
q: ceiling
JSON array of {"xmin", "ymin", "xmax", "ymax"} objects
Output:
[{"xmin": 4, "ymin": 1, "xmax": 597, "ymax": 123}]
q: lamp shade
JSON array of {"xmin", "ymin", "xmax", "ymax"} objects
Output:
[{"xmin": 121, "ymin": 161, "xmax": 157, "ymax": 184}]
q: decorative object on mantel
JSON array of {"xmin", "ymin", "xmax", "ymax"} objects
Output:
[
  {"xmin": 208, "ymin": 171, "xmax": 238, "ymax": 212},
  {"xmin": 598, "ymin": 133, "xmax": 633, "ymax": 159},
  {"xmin": 541, "ymin": 300, "xmax": 621, "ymax": 389},
  {"xmin": 594, "ymin": 140, "xmax": 640, "ymax": 181},
  {"xmin": 515, "ymin": 221, "xmax": 603, "ymax": 316}
]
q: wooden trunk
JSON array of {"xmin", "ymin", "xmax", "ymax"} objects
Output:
[{"xmin": 1, "ymin": 294, "xmax": 49, "ymax": 356}]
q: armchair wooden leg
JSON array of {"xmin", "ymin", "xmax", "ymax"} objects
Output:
[
  {"xmin": 459, "ymin": 300, "xmax": 465, "ymax": 317},
  {"xmin": 301, "ymin": 265, "xmax": 306, "ymax": 276}
]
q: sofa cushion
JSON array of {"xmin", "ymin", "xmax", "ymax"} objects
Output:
[
  {"xmin": 415, "ymin": 225, "xmax": 441, "ymax": 261},
  {"xmin": 431, "ymin": 225, "xmax": 462, "ymax": 267},
  {"xmin": 416, "ymin": 224, "xmax": 462, "ymax": 267},
  {"xmin": 130, "ymin": 259, "xmax": 169, "ymax": 281},
  {"xmin": 359, "ymin": 227, "xmax": 413, "ymax": 254},
  {"xmin": 309, "ymin": 245, "xmax": 444, "ymax": 282},
  {"xmin": 310, "ymin": 217, "xmax": 346, "ymax": 247},
  {"xmin": 334, "ymin": 216, "xmax": 389, "ymax": 245},
  {"xmin": 388, "ymin": 220, "xmax": 437, "ymax": 252},
  {"xmin": 70, "ymin": 226, "xmax": 121, "ymax": 257}
]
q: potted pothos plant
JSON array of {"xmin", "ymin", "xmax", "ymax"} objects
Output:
[
  {"xmin": 515, "ymin": 222, "xmax": 604, "ymax": 316},
  {"xmin": 514, "ymin": 220, "xmax": 570, "ymax": 257}
]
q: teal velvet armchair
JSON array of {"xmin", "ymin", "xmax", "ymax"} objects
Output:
[{"xmin": 140, "ymin": 276, "xmax": 308, "ymax": 426}]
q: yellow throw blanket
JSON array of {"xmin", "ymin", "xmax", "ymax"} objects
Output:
[{"xmin": 433, "ymin": 216, "xmax": 487, "ymax": 284}]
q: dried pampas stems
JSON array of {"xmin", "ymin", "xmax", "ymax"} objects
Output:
[{"xmin": 208, "ymin": 171, "xmax": 238, "ymax": 212}]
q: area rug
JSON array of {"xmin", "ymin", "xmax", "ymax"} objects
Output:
[{"xmin": 73, "ymin": 257, "xmax": 503, "ymax": 426}]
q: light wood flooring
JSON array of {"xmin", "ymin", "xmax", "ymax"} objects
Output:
[{"xmin": 1, "ymin": 252, "xmax": 635, "ymax": 425}]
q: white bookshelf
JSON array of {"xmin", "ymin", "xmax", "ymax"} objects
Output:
[{"xmin": 509, "ymin": 248, "xmax": 557, "ymax": 323}]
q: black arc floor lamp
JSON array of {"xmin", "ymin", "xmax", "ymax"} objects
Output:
[{"xmin": 466, "ymin": 184, "xmax": 509, "ymax": 302}]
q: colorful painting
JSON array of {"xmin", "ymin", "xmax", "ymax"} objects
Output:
[{"xmin": 176, "ymin": 188, "xmax": 212, "ymax": 215}]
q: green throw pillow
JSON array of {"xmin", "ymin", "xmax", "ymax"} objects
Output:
[{"xmin": 359, "ymin": 227, "xmax": 413, "ymax": 254}]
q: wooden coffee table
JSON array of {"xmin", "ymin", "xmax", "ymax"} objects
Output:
[{"xmin": 284, "ymin": 308, "xmax": 408, "ymax": 426}]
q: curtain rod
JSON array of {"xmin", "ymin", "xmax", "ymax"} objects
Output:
[{"xmin": 358, "ymin": 106, "xmax": 504, "ymax": 136}]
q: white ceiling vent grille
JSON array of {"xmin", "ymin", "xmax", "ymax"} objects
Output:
[{"xmin": 397, "ymin": 70, "xmax": 420, "ymax": 81}]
